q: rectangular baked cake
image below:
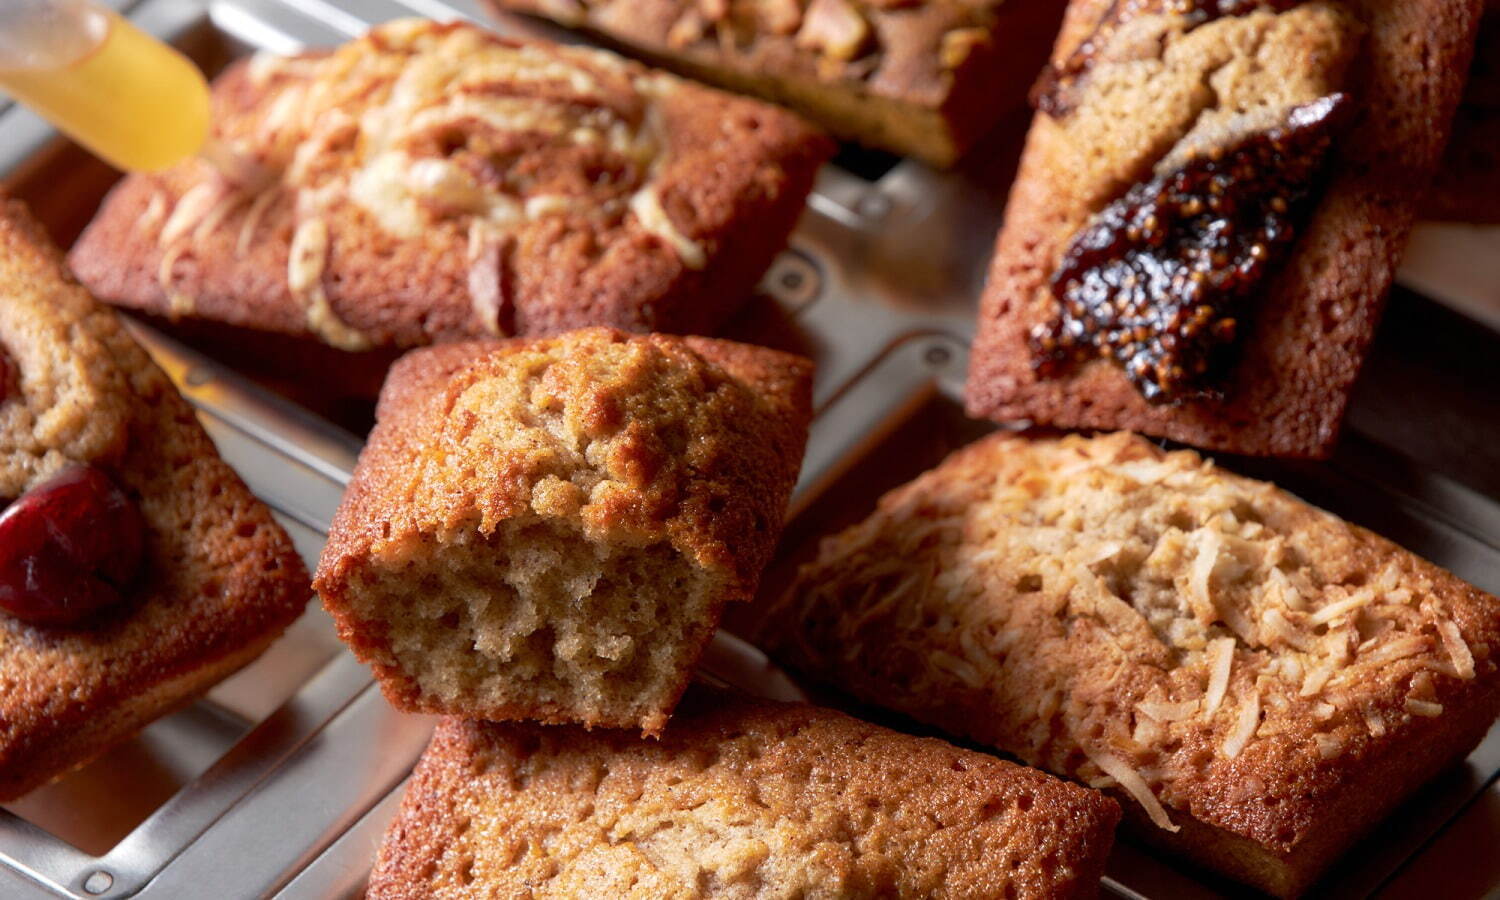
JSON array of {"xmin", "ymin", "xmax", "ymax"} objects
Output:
[
  {"xmin": 314, "ymin": 328, "xmax": 812, "ymax": 735},
  {"xmin": 964, "ymin": 0, "xmax": 1485, "ymax": 457},
  {"xmin": 483, "ymin": 0, "xmax": 1065, "ymax": 166},
  {"xmin": 366, "ymin": 688, "xmax": 1121, "ymax": 898},
  {"xmin": 754, "ymin": 431, "xmax": 1500, "ymax": 897},
  {"xmin": 0, "ymin": 199, "xmax": 310, "ymax": 798},
  {"xmin": 1424, "ymin": 0, "xmax": 1500, "ymax": 222},
  {"xmin": 68, "ymin": 20, "xmax": 832, "ymax": 353}
]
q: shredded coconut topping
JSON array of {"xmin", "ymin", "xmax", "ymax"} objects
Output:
[
  {"xmin": 1204, "ymin": 637, "xmax": 1234, "ymax": 715},
  {"xmin": 1404, "ymin": 698, "xmax": 1443, "ymax": 718},
  {"xmin": 1138, "ymin": 699, "xmax": 1199, "ymax": 721},
  {"xmin": 1436, "ymin": 619, "xmax": 1475, "ymax": 679},
  {"xmin": 1221, "ymin": 690, "xmax": 1260, "ymax": 759},
  {"xmin": 1088, "ymin": 749, "xmax": 1180, "ymax": 833},
  {"xmin": 769, "ymin": 432, "xmax": 1497, "ymax": 840}
]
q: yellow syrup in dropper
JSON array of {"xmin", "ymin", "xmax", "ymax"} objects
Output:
[{"xmin": 0, "ymin": 6, "xmax": 211, "ymax": 172}]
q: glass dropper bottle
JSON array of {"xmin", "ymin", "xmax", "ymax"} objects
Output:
[{"xmin": 0, "ymin": 0, "xmax": 212, "ymax": 173}]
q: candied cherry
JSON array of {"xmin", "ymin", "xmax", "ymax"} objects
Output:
[{"xmin": 0, "ymin": 464, "xmax": 146, "ymax": 627}]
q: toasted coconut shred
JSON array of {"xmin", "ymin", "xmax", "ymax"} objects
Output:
[
  {"xmin": 1137, "ymin": 699, "xmax": 1199, "ymax": 722},
  {"xmin": 1088, "ymin": 750, "xmax": 1180, "ymax": 833},
  {"xmin": 1404, "ymin": 698, "xmax": 1444, "ymax": 717},
  {"xmin": 1436, "ymin": 619, "xmax": 1475, "ymax": 679},
  {"xmin": 1204, "ymin": 637, "xmax": 1235, "ymax": 715},
  {"xmin": 774, "ymin": 433, "xmax": 1491, "ymax": 835},
  {"xmin": 1221, "ymin": 690, "xmax": 1261, "ymax": 760}
]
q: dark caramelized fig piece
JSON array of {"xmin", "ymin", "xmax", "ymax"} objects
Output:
[
  {"xmin": 1031, "ymin": 94, "xmax": 1350, "ymax": 403},
  {"xmin": 0, "ymin": 464, "xmax": 146, "ymax": 627}
]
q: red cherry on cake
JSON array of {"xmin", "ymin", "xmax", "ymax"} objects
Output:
[{"xmin": 0, "ymin": 464, "xmax": 146, "ymax": 627}]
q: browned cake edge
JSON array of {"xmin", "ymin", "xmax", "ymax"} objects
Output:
[
  {"xmin": 0, "ymin": 636, "xmax": 281, "ymax": 800},
  {"xmin": 964, "ymin": 0, "xmax": 1485, "ymax": 458},
  {"xmin": 484, "ymin": 0, "xmax": 1065, "ymax": 165},
  {"xmin": 752, "ymin": 431, "xmax": 1500, "ymax": 897},
  {"xmin": 367, "ymin": 692, "xmax": 1122, "ymax": 898},
  {"xmin": 1118, "ymin": 689, "xmax": 1498, "ymax": 896},
  {"xmin": 1422, "ymin": 5, "xmax": 1500, "ymax": 222},
  {"xmin": 0, "ymin": 200, "xmax": 311, "ymax": 799}
]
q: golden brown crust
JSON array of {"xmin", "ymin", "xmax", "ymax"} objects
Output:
[
  {"xmin": 964, "ymin": 0, "xmax": 1485, "ymax": 458},
  {"xmin": 484, "ymin": 0, "xmax": 1065, "ymax": 165},
  {"xmin": 315, "ymin": 328, "xmax": 812, "ymax": 732},
  {"xmin": 322, "ymin": 327, "xmax": 813, "ymax": 592},
  {"xmin": 754, "ymin": 431, "xmax": 1500, "ymax": 897},
  {"xmin": 0, "ymin": 199, "xmax": 310, "ymax": 799},
  {"xmin": 367, "ymin": 689, "xmax": 1121, "ymax": 898},
  {"xmin": 68, "ymin": 21, "xmax": 831, "ymax": 352}
]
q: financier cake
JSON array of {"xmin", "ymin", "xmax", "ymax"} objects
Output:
[
  {"xmin": 964, "ymin": 0, "xmax": 1486, "ymax": 457},
  {"xmin": 314, "ymin": 328, "xmax": 812, "ymax": 734},
  {"xmin": 1424, "ymin": 0, "xmax": 1500, "ymax": 222},
  {"xmin": 482, "ymin": 0, "xmax": 1064, "ymax": 166},
  {"xmin": 0, "ymin": 199, "xmax": 309, "ymax": 799},
  {"xmin": 755, "ymin": 431, "xmax": 1500, "ymax": 897},
  {"xmin": 366, "ymin": 689, "xmax": 1121, "ymax": 898},
  {"xmin": 68, "ymin": 19, "xmax": 832, "ymax": 351}
]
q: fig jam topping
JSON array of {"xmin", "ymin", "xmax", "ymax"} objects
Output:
[
  {"xmin": 1035, "ymin": 0, "xmax": 1304, "ymax": 117},
  {"xmin": 0, "ymin": 464, "xmax": 146, "ymax": 627},
  {"xmin": 1031, "ymin": 94, "xmax": 1350, "ymax": 403}
]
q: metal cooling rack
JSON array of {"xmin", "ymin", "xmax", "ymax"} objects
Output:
[{"xmin": 0, "ymin": 0, "xmax": 1496, "ymax": 896}]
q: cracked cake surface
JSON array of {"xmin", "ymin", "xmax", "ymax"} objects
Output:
[
  {"xmin": 69, "ymin": 19, "xmax": 831, "ymax": 352},
  {"xmin": 315, "ymin": 328, "xmax": 812, "ymax": 734},
  {"xmin": 366, "ymin": 689, "xmax": 1121, "ymax": 898},
  {"xmin": 965, "ymin": 0, "xmax": 1485, "ymax": 457},
  {"xmin": 754, "ymin": 431, "xmax": 1500, "ymax": 896},
  {"xmin": 0, "ymin": 200, "xmax": 310, "ymax": 798}
]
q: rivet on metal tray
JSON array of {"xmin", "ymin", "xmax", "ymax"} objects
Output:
[
  {"xmin": 856, "ymin": 194, "xmax": 892, "ymax": 220},
  {"xmin": 184, "ymin": 366, "xmax": 213, "ymax": 388},
  {"xmin": 760, "ymin": 250, "xmax": 822, "ymax": 312},
  {"xmin": 82, "ymin": 870, "xmax": 113, "ymax": 895},
  {"xmin": 924, "ymin": 344, "xmax": 953, "ymax": 368}
]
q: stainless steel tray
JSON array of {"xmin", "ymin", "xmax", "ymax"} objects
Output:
[{"xmin": 0, "ymin": 1, "xmax": 1497, "ymax": 897}]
